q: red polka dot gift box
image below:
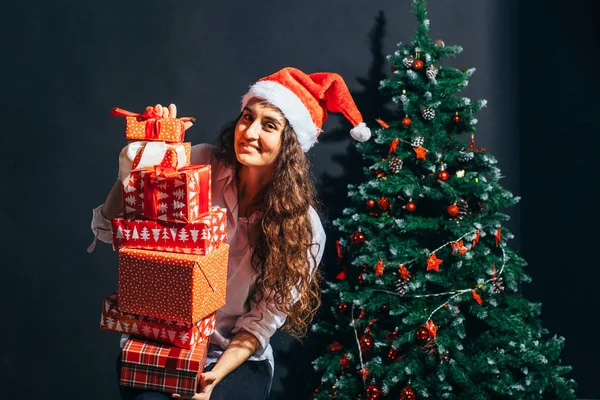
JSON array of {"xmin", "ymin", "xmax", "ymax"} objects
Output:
[
  {"xmin": 120, "ymin": 336, "xmax": 207, "ymax": 396},
  {"xmin": 100, "ymin": 293, "xmax": 216, "ymax": 349},
  {"xmin": 110, "ymin": 106, "xmax": 195, "ymax": 143},
  {"xmin": 112, "ymin": 207, "xmax": 227, "ymax": 256},
  {"xmin": 121, "ymin": 165, "xmax": 211, "ymax": 223},
  {"xmin": 118, "ymin": 244, "xmax": 228, "ymax": 324}
]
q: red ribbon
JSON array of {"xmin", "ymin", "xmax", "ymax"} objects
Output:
[
  {"xmin": 165, "ymin": 347, "xmax": 182, "ymax": 371},
  {"xmin": 143, "ymin": 166, "xmax": 180, "ymax": 220}
]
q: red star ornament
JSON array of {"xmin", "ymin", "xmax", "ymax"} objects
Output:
[
  {"xmin": 399, "ymin": 265, "xmax": 411, "ymax": 280},
  {"xmin": 472, "ymin": 289, "xmax": 483, "ymax": 305},
  {"xmin": 389, "ymin": 137, "xmax": 400, "ymax": 154},
  {"xmin": 473, "ymin": 231, "xmax": 481, "ymax": 248},
  {"xmin": 451, "ymin": 240, "xmax": 468, "ymax": 255},
  {"xmin": 339, "ymin": 354, "xmax": 350, "ymax": 370},
  {"xmin": 426, "ymin": 254, "xmax": 443, "ymax": 272},
  {"xmin": 376, "ymin": 118, "xmax": 390, "ymax": 129},
  {"xmin": 330, "ymin": 341, "xmax": 344, "ymax": 351},
  {"xmin": 495, "ymin": 228, "xmax": 502, "ymax": 246},
  {"xmin": 425, "ymin": 319, "xmax": 439, "ymax": 338},
  {"xmin": 375, "ymin": 260, "xmax": 385, "ymax": 276},
  {"xmin": 359, "ymin": 368, "xmax": 370, "ymax": 381},
  {"xmin": 413, "ymin": 145, "xmax": 427, "ymax": 160}
]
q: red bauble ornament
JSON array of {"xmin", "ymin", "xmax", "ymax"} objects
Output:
[
  {"xmin": 447, "ymin": 204, "xmax": 460, "ymax": 217},
  {"xmin": 452, "ymin": 112, "xmax": 461, "ymax": 123},
  {"xmin": 377, "ymin": 197, "xmax": 390, "ymax": 211},
  {"xmin": 406, "ymin": 201, "xmax": 417, "ymax": 212},
  {"xmin": 359, "ymin": 331, "xmax": 374, "ymax": 355},
  {"xmin": 338, "ymin": 302, "xmax": 348, "ymax": 314},
  {"xmin": 350, "ymin": 230, "xmax": 366, "ymax": 245},
  {"xmin": 413, "ymin": 59, "xmax": 425, "ymax": 70},
  {"xmin": 391, "ymin": 65, "xmax": 398, "ymax": 72},
  {"xmin": 366, "ymin": 199, "xmax": 376, "ymax": 209},
  {"xmin": 358, "ymin": 271, "xmax": 367, "ymax": 285},
  {"xmin": 388, "ymin": 346, "xmax": 402, "ymax": 361},
  {"xmin": 438, "ymin": 170, "xmax": 450, "ymax": 181},
  {"xmin": 400, "ymin": 385, "xmax": 416, "ymax": 400},
  {"xmin": 386, "ymin": 330, "xmax": 399, "ymax": 341},
  {"xmin": 401, "ymin": 116, "xmax": 412, "ymax": 127},
  {"xmin": 365, "ymin": 384, "xmax": 382, "ymax": 400},
  {"xmin": 415, "ymin": 327, "xmax": 430, "ymax": 342}
]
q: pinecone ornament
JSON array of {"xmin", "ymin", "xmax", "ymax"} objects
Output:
[
  {"xmin": 411, "ymin": 136, "xmax": 424, "ymax": 147},
  {"xmin": 422, "ymin": 107, "xmax": 436, "ymax": 120},
  {"xmin": 422, "ymin": 337, "xmax": 437, "ymax": 355},
  {"xmin": 395, "ymin": 280, "xmax": 408, "ymax": 296},
  {"xmin": 426, "ymin": 65, "xmax": 438, "ymax": 79},
  {"xmin": 455, "ymin": 198, "xmax": 469, "ymax": 220},
  {"xmin": 439, "ymin": 350, "xmax": 449, "ymax": 363},
  {"xmin": 402, "ymin": 56, "xmax": 414, "ymax": 68},
  {"xmin": 492, "ymin": 277, "xmax": 505, "ymax": 293},
  {"xmin": 388, "ymin": 157, "xmax": 403, "ymax": 173}
]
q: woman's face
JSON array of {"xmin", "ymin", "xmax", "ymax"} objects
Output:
[{"xmin": 234, "ymin": 98, "xmax": 285, "ymax": 169}]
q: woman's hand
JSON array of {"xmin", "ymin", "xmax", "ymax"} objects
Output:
[
  {"xmin": 171, "ymin": 371, "xmax": 220, "ymax": 400},
  {"xmin": 154, "ymin": 103, "xmax": 194, "ymax": 130}
]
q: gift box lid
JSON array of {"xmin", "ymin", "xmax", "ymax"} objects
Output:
[{"xmin": 121, "ymin": 337, "xmax": 207, "ymax": 372}]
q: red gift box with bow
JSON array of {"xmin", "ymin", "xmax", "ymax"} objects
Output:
[
  {"xmin": 120, "ymin": 336, "xmax": 208, "ymax": 396},
  {"xmin": 111, "ymin": 106, "xmax": 195, "ymax": 143},
  {"xmin": 100, "ymin": 293, "xmax": 216, "ymax": 349},
  {"xmin": 121, "ymin": 164, "xmax": 211, "ymax": 223}
]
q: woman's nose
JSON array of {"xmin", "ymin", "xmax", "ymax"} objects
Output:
[{"xmin": 245, "ymin": 120, "xmax": 261, "ymax": 139}]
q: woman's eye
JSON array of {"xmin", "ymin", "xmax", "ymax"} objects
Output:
[
  {"xmin": 243, "ymin": 114, "xmax": 253, "ymax": 121},
  {"xmin": 266, "ymin": 123, "xmax": 276, "ymax": 130}
]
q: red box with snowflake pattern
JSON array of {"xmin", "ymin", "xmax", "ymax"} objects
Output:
[
  {"xmin": 117, "ymin": 244, "xmax": 228, "ymax": 324},
  {"xmin": 121, "ymin": 165, "xmax": 211, "ymax": 223},
  {"xmin": 100, "ymin": 293, "xmax": 216, "ymax": 349},
  {"xmin": 111, "ymin": 207, "xmax": 227, "ymax": 256}
]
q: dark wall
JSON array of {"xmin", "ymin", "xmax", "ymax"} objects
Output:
[{"xmin": 1, "ymin": 0, "xmax": 596, "ymax": 398}]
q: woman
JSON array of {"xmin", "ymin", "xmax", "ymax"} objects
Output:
[{"xmin": 90, "ymin": 67, "xmax": 371, "ymax": 400}]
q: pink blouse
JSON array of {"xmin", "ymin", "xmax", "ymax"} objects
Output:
[{"xmin": 90, "ymin": 143, "xmax": 326, "ymax": 373}]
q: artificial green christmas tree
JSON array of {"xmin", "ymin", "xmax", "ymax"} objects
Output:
[{"xmin": 311, "ymin": 1, "xmax": 576, "ymax": 399}]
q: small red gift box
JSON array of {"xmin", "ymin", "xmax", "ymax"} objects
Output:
[
  {"xmin": 100, "ymin": 293, "xmax": 216, "ymax": 349},
  {"xmin": 118, "ymin": 244, "xmax": 228, "ymax": 324},
  {"xmin": 122, "ymin": 165, "xmax": 211, "ymax": 223},
  {"xmin": 112, "ymin": 207, "xmax": 227, "ymax": 256},
  {"xmin": 111, "ymin": 106, "xmax": 195, "ymax": 143},
  {"xmin": 120, "ymin": 337, "xmax": 207, "ymax": 396}
]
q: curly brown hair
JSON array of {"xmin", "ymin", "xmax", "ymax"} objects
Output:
[{"xmin": 214, "ymin": 110, "xmax": 323, "ymax": 339}]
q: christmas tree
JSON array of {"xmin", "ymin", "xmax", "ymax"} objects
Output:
[{"xmin": 311, "ymin": 1, "xmax": 576, "ymax": 399}]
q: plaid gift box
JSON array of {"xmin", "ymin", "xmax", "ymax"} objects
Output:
[
  {"xmin": 120, "ymin": 337, "xmax": 207, "ymax": 396},
  {"xmin": 112, "ymin": 207, "xmax": 227, "ymax": 256},
  {"xmin": 118, "ymin": 243, "xmax": 228, "ymax": 324},
  {"xmin": 111, "ymin": 106, "xmax": 195, "ymax": 143},
  {"xmin": 100, "ymin": 293, "xmax": 216, "ymax": 349},
  {"xmin": 122, "ymin": 165, "xmax": 211, "ymax": 223}
]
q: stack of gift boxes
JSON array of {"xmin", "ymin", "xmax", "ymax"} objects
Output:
[{"xmin": 99, "ymin": 107, "xmax": 228, "ymax": 396}]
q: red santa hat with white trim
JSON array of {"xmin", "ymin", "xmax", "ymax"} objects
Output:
[{"xmin": 241, "ymin": 67, "xmax": 371, "ymax": 152}]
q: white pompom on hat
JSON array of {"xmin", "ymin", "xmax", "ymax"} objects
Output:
[{"xmin": 241, "ymin": 67, "xmax": 371, "ymax": 152}]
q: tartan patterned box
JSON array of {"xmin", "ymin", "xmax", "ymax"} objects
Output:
[
  {"xmin": 112, "ymin": 207, "xmax": 227, "ymax": 256},
  {"xmin": 121, "ymin": 165, "xmax": 211, "ymax": 223},
  {"xmin": 120, "ymin": 337, "xmax": 207, "ymax": 396},
  {"xmin": 100, "ymin": 293, "xmax": 216, "ymax": 349},
  {"xmin": 111, "ymin": 106, "xmax": 195, "ymax": 143},
  {"xmin": 118, "ymin": 243, "xmax": 228, "ymax": 324}
]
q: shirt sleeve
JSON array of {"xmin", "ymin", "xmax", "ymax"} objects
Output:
[
  {"xmin": 87, "ymin": 204, "xmax": 114, "ymax": 252},
  {"xmin": 190, "ymin": 143, "xmax": 217, "ymax": 165},
  {"xmin": 231, "ymin": 206, "xmax": 326, "ymax": 351}
]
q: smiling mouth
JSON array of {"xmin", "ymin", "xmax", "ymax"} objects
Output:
[{"xmin": 240, "ymin": 142, "xmax": 262, "ymax": 154}]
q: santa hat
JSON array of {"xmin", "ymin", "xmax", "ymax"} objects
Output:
[{"xmin": 241, "ymin": 67, "xmax": 371, "ymax": 152}]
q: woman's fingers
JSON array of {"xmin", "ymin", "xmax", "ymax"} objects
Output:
[
  {"xmin": 154, "ymin": 104, "xmax": 163, "ymax": 116},
  {"xmin": 168, "ymin": 103, "xmax": 177, "ymax": 118}
]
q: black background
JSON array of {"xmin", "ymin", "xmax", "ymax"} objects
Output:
[{"xmin": 2, "ymin": 0, "xmax": 599, "ymax": 398}]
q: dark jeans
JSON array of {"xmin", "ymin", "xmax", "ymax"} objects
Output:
[{"xmin": 116, "ymin": 354, "xmax": 272, "ymax": 400}]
